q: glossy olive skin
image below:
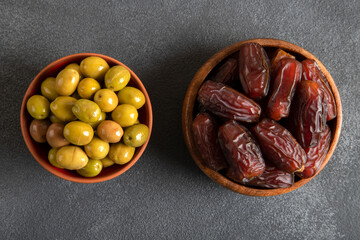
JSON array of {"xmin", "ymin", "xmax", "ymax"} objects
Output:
[
  {"xmin": 97, "ymin": 120, "xmax": 123, "ymax": 143},
  {"xmin": 48, "ymin": 148, "xmax": 63, "ymax": 168},
  {"xmin": 76, "ymin": 159, "xmax": 103, "ymax": 177},
  {"xmin": 56, "ymin": 146, "xmax": 89, "ymax": 170},
  {"xmin": 65, "ymin": 63, "xmax": 83, "ymax": 79},
  {"xmin": 94, "ymin": 89, "xmax": 118, "ymax": 112},
  {"xmin": 123, "ymin": 124, "xmax": 149, "ymax": 147},
  {"xmin": 77, "ymin": 78, "xmax": 101, "ymax": 99},
  {"xmin": 46, "ymin": 123, "xmax": 70, "ymax": 148},
  {"xmin": 84, "ymin": 137, "xmax": 110, "ymax": 160},
  {"xmin": 109, "ymin": 142, "xmax": 135, "ymax": 165},
  {"xmin": 111, "ymin": 104, "xmax": 138, "ymax": 127},
  {"xmin": 72, "ymin": 99, "xmax": 101, "ymax": 123},
  {"xmin": 101, "ymin": 157, "xmax": 114, "ymax": 168},
  {"xmin": 117, "ymin": 87, "xmax": 145, "ymax": 109},
  {"xmin": 27, "ymin": 95, "xmax": 50, "ymax": 119},
  {"xmin": 41, "ymin": 77, "xmax": 59, "ymax": 101},
  {"xmin": 104, "ymin": 65, "xmax": 130, "ymax": 91},
  {"xmin": 50, "ymin": 96, "xmax": 77, "ymax": 122},
  {"xmin": 80, "ymin": 56, "xmax": 109, "ymax": 80},
  {"xmin": 63, "ymin": 121, "xmax": 94, "ymax": 146},
  {"xmin": 29, "ymin": 119, "xmax": 51, "ymax": 143},
  {"xmin": 49, "ymin": 113, "xmax": 64, "ymax": 123},
  {"xmin": 88, "ymin": 111, "xmax": 106, "ymax": 128},
  {"xmin": 55, "ymin": 68, "xmax": 80, "ymax": 96}
]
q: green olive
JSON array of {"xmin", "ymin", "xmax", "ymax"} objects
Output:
[
  {"xmin": 111, "ymin": 104, "xmax": 138, "ymax": 127},
  {"xmin": 123, "ymin": 124, "xmax": 149, "ymax": 147},
  {"xmin": 77, "ymin": 78, "xmax": 101, "ymax": 99},
  {"xmin": 48, "ymin": 148, "xmax": 63, "ymax": 168},
  {"xmin": 50, "ymin": 96, "xmax": 77, "ymax": 122},
  {"xmin": 29, "ymin": 119, "xmax": 51, "ymax": 143},
  {"xmin": 27, "ymin": 95, "xmax": 50, "ymax": 119},
  {"xmin": 65, "ymin": 63, "xmax": 83, "ymax": 79},
  {"xmin": 72, "ymin": 99, "xmax": 101, "ymax": 123},
  {"xmin": 88, "ymin": 111, "xmax": 106, "ymax": 128},
  {"xmin": 63, "ymin": 121, "xmax": 94, "ymax": 146},
  {"xmin": 93, "ymin": 89, "xmax": 118, "ymax": 112},
  {"xmin": 80, "ymin": 56, "xmax": 109, "ymax": 80},
  {"xmin": 49, "ymin": 113, "xmax": 64, "ymax": 123},
  {"xmin": 117, "ymin": 87, "xmax": 145, "ymax": 109},
  {"xmin": 104, "ymin": 65, "xmax": 130, "ymax": 91},
  {"xmin": 109, "ymin": 142, "xmax": 135, "ymax": 165},
  {"xmin": 56, "ymin": 146, "xmax": 88, "ymax": 170},
  {"xmin": 76, "ymin": 159, "xmax": 103, "ymax": 177},
  {"xmin": 55, "ymin": 68, "xmax": 80, "ymax": 96},
  {"xmin": 84, "ymin": 137, "xmax": 110, "ymax": 160},
  {"xmin": 41, "ymin": 77, "xmax": 59, "ymax": 101},
  {"xmin": 101, "ymin": 157, "xmax": 114, "ymax": 168},
  {"xmin": 46, "ymin": 123, "xmax": 70, "ymax": 148},
  {"xmin": 97, "ymin": 120, "xmax": 123, "ymax": 143}
]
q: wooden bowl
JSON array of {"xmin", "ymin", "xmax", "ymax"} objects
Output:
[
  {"xmin": 21, "ymin": 53, "xmax": 153, "ymax": 183},
  {"xmin": 182, "ymin": 39, "xmax": 342, "ymax": 196}
]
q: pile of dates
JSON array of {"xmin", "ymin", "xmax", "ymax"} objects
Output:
[{"xmin": 193, "ymin": 42, "xmax": 336, "ymax": 189}]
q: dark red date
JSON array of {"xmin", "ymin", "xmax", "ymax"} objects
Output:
[
  {"xmin": 270, "ymin": 48, "xmax": 295, "ymax": 77},
  {"xmin": 211, "ymin": 58, "xmax": 238, "ymax": 87},
  {"xmin": 198, "ymin": 80, "xmax": 261, "ymax": 123},
  {"xmin": 218, "ymin": 121, "xmax": 265, "ymax": 181}
]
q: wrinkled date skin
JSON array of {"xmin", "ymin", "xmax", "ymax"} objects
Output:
[
  {"xmin": 211, "ymin": 58, "xmax": 239, "ymax": 87},
  {"xmin": 291, "ymin": 80, "xmax": 327, "ymax": 148},
  {"xmin": 252, "ymin": 118, "xmax": 306, "ymax": 173},
  {"xmin": 297, "ymin": 125, "xmax": 331, "ymax": 179},
  {"xmin": 270, "ymin": 49, "xmax": 295, "ymax": 77},
  {"xmin": 266, "ymin": 58, "xmax": 302, "ymax": 121},
  {"xmin": 302, "ymin": 59, "xmax": 337, "ymax": 121},
  {"xmin": 192, "ymin": 113, "xmax": 227, "ymax": 171},
  {"xmin": 198, "ymin": 80, "xmax": 261, "ymax": 123},
  {"xmin": 238, "ymin": 43, "xmax": 270, "ymax": 100},
  {"xmin": 218, "ymin": 121, "xmax": 265, "ymax": 181}
]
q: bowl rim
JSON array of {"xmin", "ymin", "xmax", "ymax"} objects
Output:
[
  {"xmin": 182, "ymin": 38, "xmax": 342, "ymax": 196},
  {"xmin": 21, "ymin": 53, "xmax": 153, "ymax": 183}
]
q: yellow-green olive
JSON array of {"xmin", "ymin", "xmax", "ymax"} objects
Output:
[
  {"xmin": 63, "ymin": 121, "xmax": 94, "ymax": 146},
  {"xmin": 29, "ymin": 119, "xmax": 51, "ymax": 143},
  {"xmin": 123, "ymin": 124, "xmax": 149, "ymax": 147},
  {"xmin": 48, "ymin": 148, "xmax": 63, "ymax": 168},
  {"xmin": 109, "ymin": 142, "xmax": 135, "ymax": 165},
  {"xmin": 56, "ymin": 146, "xmax": 88, "ymax": 170},
  {"xmin": 76, "ymin": 159, "xmax": 103, "ymax": 177},
  {"xmin": 104, "ymin": 65, "xmax": 130, "ymax": 91},
  {"xmin": 55, "ymin": 68, "xmax": 80, "ymax": 96},
  {"xmin": 77, "ymin": 78, "xmax": 101, "ymax": 99},
  {"xmin": 88, "ymin": 111, "xmax": 106, "ymax": 128},
  {"xmin": 80, "ymin": 56, "xmax": 109, "ymax": 80},
  {"xmin": 97, "ymin": 120, "xmax": 123, "ymax": 143},
  {"xmin": 93, "ymin": 89, "xmax": 118, "ymax": 112},
  {"xmin": 72, "ymin": 99, "xmax": 101, "ymax": 123},
  {"xmin": 46, "ymin": 123, "xmax": 70, "ymax": 148},
  {"xmin": 111, "ymin": 104, "xmax": 138, "ymax": 127},
  {"xmin": 50, "ymin": 96, "xmax": 77, "ymax": 122},
  {"xmin": 27, "ymin": 95, "xmax": 50, "ymax": 119},
  {"xmin": 117, "ymin": 87, "xmax": 145, "ymax": 109},
  {"xmin": 41, "ymin": 77, "xmax": 59, "ymax": 101},
  {"xmin": 65, "ymin": 63, "xmax": 83, "ymax": 79},
  {"xmin": 49, "ymin": 113, "xmax": 64, "ymax": 123},
  {"xmin": 101, "ymin": 157, "xmax": 114, "ymax": 168},
  {"xmin": 84, "ymin": 137, "xmax": 110, "ymax": 160}
]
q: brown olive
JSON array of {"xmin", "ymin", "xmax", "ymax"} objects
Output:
[
  {"xmin": 29, "ymin": 119, "xmax": 51, "ymax": 143},
  {"xmin": 97, "ymin": 120, "xmax": 124, "ymax": 143},
  {"xmin": 46, "ymin": 123, "xmax": 70, "ymax": 148}
]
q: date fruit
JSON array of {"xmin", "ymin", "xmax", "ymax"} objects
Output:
[
  {"xmin": 266, "ymin": 58, "xmax": 302, "ymax": 121},
  {"xmin": 302, "ymin": 59, "xmax": 337, "ymax": 121},
  {"xmin": 218, "ymin": 121, "xmax": 265, "ymax": 181},
  {"xmin": 270, "ymin": 49, "xmax": 295, "ymax": 77},
  {"xmin": 238, "ymin": 42, "xmax": 270, "ymax": 100},
  {"xmin": 192, "ymin": 113, "xmax": 227, "ymax": 171},
  {"xmin": 211, "ymin": 58, "xmax": 239, "ymax": 87},
  {"xmin": 252, "ymin": 118, "xmax": 306, "ymax": 173},
  {"xmin": 198, "ymin": 80, "xmax": 261, "ymax": 123}
]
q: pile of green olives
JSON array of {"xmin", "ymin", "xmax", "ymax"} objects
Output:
[{"xmin": 27, "ymin": 56, "xmax": 149, "ymax": 177}]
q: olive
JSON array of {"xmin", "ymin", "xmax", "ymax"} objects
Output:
[
  {"xmin": 109, "ymin": 142, "xmax": 135, "ymax": 165},
  {"xmin": 104, "ymin": 65, "xmax": 130, "ymax": 91},
  {"xmin": 48, "ymin": 148, "xmax": 63, "ymax": 168},
  {"xmin": 72, "ymin": 99, "xmax": 101, "ymax": 123},
  {"xmin": 26, "ymin": 95, "xmax": 50, "ymax": 119},
  {"xmin": 56, "ymin": 146, "xmax": 88, "ymax": 170},
  {"xmin": 29, "ymin": 119, "xmax": 51, "ymax": 143},
  {"xmin": 76, "ymin": 159, "xmax": 103, "ymax": 177},
  {"xmin": 65, "ymin": 63, "xmax": 83, "ymax": 79},
  {"xmin": 77, "ymin": 78, "xmax": 101, "ymax": 99},
  {"xmin": 46, "ymin": 123, "xmax": 70, "ymax": 148},
  {"xmin": 49, "ymin": 113, "xmax": 64, "ymax": 123},
  {"xmin": 111, "ymin": 104, "xmax": 138, "ymax": 127},
  {"xmin": 93, "ymin": 89, "xmax": 118, "ymax": 112},
  {"xmin": 80, "ymin": 56, "xmax": 109, "ymax": 80},
  {"xmin": 55, "ymin": 68, "xmax": 80, "ymax": 96},
  {"xmin": 88, "ymin": 111, "xmax": 106, "ymax": 128},
  {"xmin": 117, "ymin": 87, "xmax": 145, "ymax": 109},
  {"xmin": 101, "ymin": 157, "xmax": 114, "ymax": 168},
  {"xmin": 97, "ymin": 120, "xmax": 123, "ymax": 143},
  {"xmin": 71, "ymin": 91, "xmax": 81, "ymax": 99},
  {"xmin": 63, "ymin": 121, "xmax": 94, "ymax": 146},
  {"xmin": 41, "ymin": 77, "xmax": 59, "ymax": 101},
  {"xmin": 84, "ymin": 137, "xmax": 110, "ymax": 160},
  {"xmin": 123, "ymin": 124, "xmax": 149, "ymax": 147},
  {"xmin": 50, "ymin": 96, "xmax": 77, "ymax": 122}
]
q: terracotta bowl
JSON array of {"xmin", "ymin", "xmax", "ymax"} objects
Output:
[
  {"xmin": 182, "ymin": 39, "xmax": 342, "ymax": 196},
  {"xmin": 21, "ymin": 53, "xmax": 153, "ymax": 183}
]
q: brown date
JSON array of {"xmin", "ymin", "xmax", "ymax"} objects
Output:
[
  {"xmin": 211, "ymin": 58, "xmax": 239, "ymax": 87},
  {"xmin": 297, "ymin": 125, "xmax": 331, "ymax": 179},
  {"xmin": 252, "ymin": 118, "xmax": 306, "ymax": 173},
  {"xmin": 197, "ymin": 80, "xmax": 261, "ymax": 123},
  {"xmin": 266, "ymin": 58, "xmax": 302, "ymax": 121},
  {"xmin": 291, "ymin": 80, "xmax": 327, "ymax": 148},
  {"xmin": 218, "ymin": 121, "xmax": 265, "ymax": 181},
  {"xmin": 238, "ymin": 42, "xmax": 270, "ymax": 100},
  {"xmin": 270, "ymin": 49, "xmax": 295, "ymax": 77},
  {"xmin": 302, "ymin": 59, "xmax": 337, "ymax": 121},
  {"xmin": 192, "ymin": 113, "xmax": 227, "ymax": 171}
]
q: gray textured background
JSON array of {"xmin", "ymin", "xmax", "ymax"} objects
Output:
[{"xmin": 1, "ymin": 0, "xmax": 359, "ymax": 239}]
